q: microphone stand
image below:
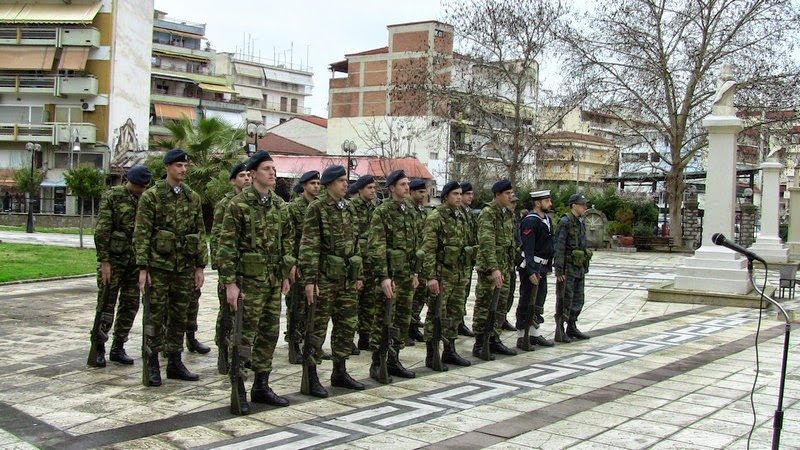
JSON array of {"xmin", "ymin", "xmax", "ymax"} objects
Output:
[{"xmin": 746, "ymin": 259, "xmax": 791, "ymax": 450}]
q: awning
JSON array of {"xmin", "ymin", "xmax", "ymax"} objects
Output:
[
  {"xmin": 153, "ymin": 27, "xmax": 203, "ymax": 39},
  {"xmin": 235, "ymin": 85, "xmax": 264, "ymax": 100},
  {"xmin": 154, "ymin": 103, "xmax": 196, "ymax": 120},
  {"xmin": 153, "ymin": 48, "xmax": 211, "ymax": 62},
  {"xmin": 245, "ymin": 109, "xmax": 263, "ymax": 122},
  {"xmin": 0, "ymin": 47, "xmax": 56, "ymax": 70},
  {"xmin": 0, "ymin": 2, "xmax": 102, "ymax": 24},
  {"xmin": 234, "ymin": 63, "xmax": 265, "ymax": 80},
  {"xmin": 151, "ymin": 70, "xmax": 195, "ymax": 83},
  {"xmin": 57, "ymin": 47, "xmax": 90, "ymax": 71},
  {"xmin": 199, "ymin": 83, "xmax": 238, "ymax": 95},
  {"xmin": 204, "ymin": 109, "xmax": 244, "ymax": 127},
  {"xmin": 41, "ymin": 179, "xmax": 66, "ymax": 188}
]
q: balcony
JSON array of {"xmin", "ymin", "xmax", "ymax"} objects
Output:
[
  {"xmin": 0, "ymin": 75, "xmax": 99, "ymax": 96},
  {"xmin": 200, "ymin": 98, "xmax": 246, "ymax": 113},
  {"xmin": 152, "ymin": 43, "xmax": 213, "ymax": 62},
  {"xmin": 0, "ymin": 26, "xmax": 99, "ymax": 47},
  {"xmin": 150, "ymin": 93, "xmax": 200, "ymax": 108},
  {"xmin": 0, "ymin": 122, "xmax": 96, "ymax": 145}
]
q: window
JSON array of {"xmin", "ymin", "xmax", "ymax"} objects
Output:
[
  {"xmin": 290, "ymin": 98, "xmax": 298, "ymax": 113},
  {"xmin": 435, "ymin": 29, "xmax": 445, "ymax": 38},
  {"xmin": 429, "ymin": 150, "xmax": 439, "ymax": 160},
  {"xmin": 55, "ymin": 106, "xmax": 82, "ymax": 123},
  {"xmin": 0, "ymin": 105, "xmax": 44, "ymax": 123},
  {"xmin": 280, "ymin": 97, "xmax": 288, "ymax": 112}
]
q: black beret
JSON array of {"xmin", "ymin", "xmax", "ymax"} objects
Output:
[
  {"xmin": 569, "ymin": 192, "xmax": 590, "ymax": 205},
  {"xmin": 460, "ymin": 182, "xmax": 473, "ymax": 193},
  {"xmin": 385, "ymin": 170, "xmax": 407, "ymax": 188},
  {"xmin": 229, "ymin": 163, "xmax": 246, "ymax": 180},
  {"xmin": 163, "ymin": 149, "xmax": 188, "ymax": 164},
  {"xmin": 321, "ymin": 165, "xmax": 346, "ymax": 185},
  {"xmin": 409, "ymin": 179, "xmax": 426, "ymax": 191},
  {"xmin": 299, "ymin": 170, "xmax": 320, "ymax": 184},
  {"xmin": 246, "ymin": 150, "xmax": 273, "ymax": 171},
  {"xmin": 293, "ymin": 182, "xmax": 303, "ymax": 194},
  {"xmin": 347, "ymin": 175, "xmax": 375, "ymax": 195},
  {"xmin": 127, "ymin": 166, "xmax": 152, "ymax": 186},
  {"xmin": 441, "ymin": 180, "xmax": 461, "ymax": 198},
  {"xmin": 492, "ymin": 179, "xmax": 512, "ymax": 194}
]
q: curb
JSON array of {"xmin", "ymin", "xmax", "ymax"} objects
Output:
[{"xmin": 0, "ymin": 273, "xmax": 95, "ymax": 286}]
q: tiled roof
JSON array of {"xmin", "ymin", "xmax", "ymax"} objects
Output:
[{"xmin": 256, "ymin": 134, "xmax": 325, "ymax": 156}]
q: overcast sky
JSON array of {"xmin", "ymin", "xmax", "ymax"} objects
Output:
[{"xmin": 154, "ymin": 0, "xmax": 447, "ymax": 117}]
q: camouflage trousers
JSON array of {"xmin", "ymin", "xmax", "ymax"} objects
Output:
[
  {"xmin": 555, "ymin": 273, "xmax": 585, "ymax": 322},
  {"xmin": 237, "ymin": 276, "xmax": 282, "ymax": 374},
  {"xmin": 185, "ymin": 288, "xmax": 201, "ymax": 333},
  {"xmin": 283, "ymin": 281, "xmax": 307, "ymax": 344},
  {"xmin": 504, "ymin": 270, "xmax": 517, "ymax": 314},
  {"xmin": 423, "ymin": 268, "xmax": 465, "ymax": 341},
  {"xmin": 94, "ymin": 262, "xmax": 140, "ymax": 345},
  {"xmin": 215, "ymin": 282, "xmax": 231, "ymax": 347},
  {"xmin": 311, "ymin": 279, "xmax": 358, "ymax": 362},
  {"xmin": 410, "ymin": 279, "xmax": 428, "ymax": 323},
  {"xmin": 515, "ymin": 271, "xmax": 548, "ymax": 330},
  {"xmin": 357, "ymin": 274, "xmax": 378, "ymax": 336},
  {"xmin": 460, "ymin": 267, "xmax": 474, "ymax": 323},
  {"xmin": 369, "ymin": 274, "xmax": 414, "ymax": 352},
  {"xmin": 145, "ymin": 268, "xmax": 195, "ymax": 353},
  {"xmin": 472, "ymin": 269, "xmax": 511, "ymax": 338}
]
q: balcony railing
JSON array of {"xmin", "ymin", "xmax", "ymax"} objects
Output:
[
  {"xmin": 0, "ymin": 122, "xmax": 96, "ymax": 144},
  {"xmin": 0, "ymin": 26, "xmax": 99, "ymax": 47},
  {"xmin": 0, "ymin": 75, "xmax": 99, "ymax": 96}
]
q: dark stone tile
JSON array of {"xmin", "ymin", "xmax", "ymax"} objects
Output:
[{"xmin": 426, "ymin": 431, "xmax": 505, "ymax": 449}]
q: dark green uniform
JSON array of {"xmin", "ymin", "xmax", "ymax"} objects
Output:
[
  {"xmin": 217, "ymin": 187, "xmax": 294, "ymax": 374},
  {"xmin": 285, "ymin": 194, "xmax": 311, "ymax": 348},
  {"xmin": 409, "ymin": 201, "xmax": 429, "ymax": 327},
  {"xmin": 348, "ymin": 195, "xmax": 377, "ymax": 340},
  {"xmin": 211, "ymin": 191, "xmax": 236, "ymax": 349},
  {"xmin": 134, "ymin": 180, "xmax": 207, "ymax": 354},
  {"xmin": 554, "ymin": 212, "xmax": 589, "ymax": 322},
  {"xmin": 461, "ymin": 205, "xmax": 478, "ymax": 325},
  {"xmin": 93, "ymin": 185, "xmax": 140, "ymax": 348}
]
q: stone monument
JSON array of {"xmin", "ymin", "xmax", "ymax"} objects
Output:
[
  {"xmin": 786, "ymin": 163, "xmax": 800, "ymax": 260},
  {"xmin": 748, "ymin": 160, "xmax": 789, "ymax": 263}
]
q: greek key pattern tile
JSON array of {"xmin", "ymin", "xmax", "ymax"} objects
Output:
[{"xmin": 198, "ymin": 311, "xmax": 756, "ymax": 450}]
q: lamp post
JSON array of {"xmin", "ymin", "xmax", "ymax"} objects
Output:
[
  {"xmin": 246, "ymin": 122, "xmax": 268, "ymax": 156},
  {"xmin": 25, "ymin": 142, "xmax": 41, "ymax": 233},
  {"xmin": 341, "ymin": 139, "xmax": 357, "ymax": 183}
]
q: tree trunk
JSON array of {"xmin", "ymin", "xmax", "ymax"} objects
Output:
[
  {"xmin": 665, "ymin": 169, "xmax": 685, "ymax": 247},
  {"xmin": 78, "ymin": 197, "xmax": 84, "ymax": 249}
]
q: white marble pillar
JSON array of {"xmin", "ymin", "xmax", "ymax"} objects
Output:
[
  {"xmin": 749, "ymin": 161, "xmax": 789, "ymax": 262},
  {"xmin": 788, "ymin": 185, "xmax": 800, "ymax": 259}
]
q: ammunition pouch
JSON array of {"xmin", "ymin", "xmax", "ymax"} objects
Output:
[
  {"xmin": 387, "ymin": 249, "xmax": 408, "ymax": 275},
  {"xmin": 323, "ymin": 254, "xmax": 347, "ymax": 281},
  {"xmin": 442, "ymin": 245, "xmax": 461, "ymax": 269},
  {"xmin": 154, "ymin": 229, "xmax": 176, "ymax": 254},
  {"xmin": 184, "ymin": 233, "xmax": 201, "ymax": 257},
  {"xmin": 414, "ymin": 249, "xmax": 424, "ymax": 273},
  {"xmin": 348, "ymin": 255, "xmax": 363, "ymax": 280},
  {"xmin": 240, "ymin": 252, "xmax": 267, "ymax": 278},
  {"xmin": 462, "ymin": 245, "xmax": 476, "ymax": 268},
  {"xmin": 109, "ymin": 230, "xmax": 130, "ymax": 255},
  {"xmin": 584, "ymin": 249, "xmax": 593, "ymax": 268},
  {"xmin": 571, "ymin": 249, "xmax": 587, "ymax": 268}
]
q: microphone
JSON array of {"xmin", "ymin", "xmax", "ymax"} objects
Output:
[{"xmin": 711, "ymin": 233, "xmax": 765, "ymax": 263}]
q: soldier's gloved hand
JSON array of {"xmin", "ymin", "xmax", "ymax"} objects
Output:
[
  {"xmin": 427, "ymin": 279, "xmax": 440, "ymax": 295},
  {"xmin": 225, "ymin": 283, "xmax": 240, "ymax": 309},
  {"xmin": 381, "ymin": 278, "xmax": 395, "ymax": 299},
  {"xmin": 492, "ymin": 270, "xmax": 504, "ymax": 289},
  {"xmin": 100, "ymin": 261, "xmax": 112, "ymax": 285}
]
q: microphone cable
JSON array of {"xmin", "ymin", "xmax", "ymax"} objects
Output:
[{"xmin": 745, "ymin": 259, "xmax": 768, "ymax": 450}]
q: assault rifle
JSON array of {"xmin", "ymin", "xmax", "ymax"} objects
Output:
[
  {"xmin": 480, "ymin": 287, "xmax": 502, "ymax": 361},
  {"xmin": 429, "ymin": 287, "xmax": 451, "ymax": 371},
  {"xmin": 217, "ymin": 287, "xmax": 231, "ymax": 375},
  {"xmin": 378, "ymin": 273, "xmax": 399, "ymax": 384},
  {"xmin": 230, "ymin": 283, "xmax": 251, "ymax": 415},
  {"xmin": 518, "ymin": 278, "xmax": 536, "ymax": 351},
  {"xmin": 300, "ymin": 284, "xmax": 323, "ymax": 395},
  {"xmin": 87, "ymin": 283, "xmax": 113, "ymax": 367},
  {"xmin": 287, "ymin": 282, "xmax": 302, "ymax": 365},
  {"xmin": 141, "ymin": 284, "xmax": 155, "ymax": 386}
]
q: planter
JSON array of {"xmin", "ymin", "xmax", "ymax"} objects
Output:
[{"xmin": 620, "ymin": 236, "xmax": 634, "ymax": 247}]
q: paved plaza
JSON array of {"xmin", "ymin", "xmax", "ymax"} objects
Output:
[{"xmin": 0, "ymin": 231, "xmax": 798, "ymax": 449}]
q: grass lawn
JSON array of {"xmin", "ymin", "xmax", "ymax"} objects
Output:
[
  {"xmin": 0, "ymin": 225, "xmax": 94, "ymax": 235},
  {"xmin": 0, "ymin": 243, "xmax": 97, "ymax": 283}
]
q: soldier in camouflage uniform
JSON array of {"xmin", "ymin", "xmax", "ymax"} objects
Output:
[
  {"xmin": 299, "ymin": 165, "xmax": 365, "ymax": 397},
  {"xmin": 217, "ymin": 151, "xmax": 294, "ymax": 407},
  {"xmin": 367, "ymin": 170, "xmax": 419, "ymax": 382},
  {"xmin": 284, "ymin": 170, "xmax": 320, "ymax": 363},
  {"xmin": 347, "ymin": 175, "xmax": 378, "ymax": 352},
  {"xmin": 408, "ymin": 178, "xmax": 428, "ymax": 345},
  {"xmin": 135, "ymin": 149, "xmax": 207, "ymax": 386},
  {"xmin": 209, "ymin": 163, "xmax": 250, "ymax": 372},
  {"xmin": 421, "ymin": 181, "xmax": 472, "ymax": 371},
  {"xmin": 472, "ymin": 179, "xmax": 518, "ymax": 359},
  {"xmin": 500, "ymin": 196, "xmax": 521, "ymax": 333},
  {"xmin": 554, "ymin": 192, "xmax": 592, "ymax": 343},
  {"xmin": 89, "ymin": 165, "xmax": 152, "ymax": 367},
  {"xmin": 458, "ymin": 182, "xmax": 477, "ymax": 337}
]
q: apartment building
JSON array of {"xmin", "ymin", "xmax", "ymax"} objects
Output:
[{"xmin": 0, "ymin": 0, "xmax": 153, "ymax": 214}]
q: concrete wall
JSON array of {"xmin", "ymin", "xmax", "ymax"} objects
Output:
[{"xmin": 0, "ymin": 213, "xmax": 97, "ymax": 229}]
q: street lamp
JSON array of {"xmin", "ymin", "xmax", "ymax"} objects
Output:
[
  {"xmin": 246, "ymin": 122, "xmax": 268, "ymax": 156},
  {"xmin": 341, "ymin": 139, "xmax": 357, "ymax": 183},
  {"xmin": 70, "ymin": 128, "xmax": 80, "ymax": 169},
  {"xmin": 25, "ymin": 142, "xmax": 41, "ymax": 233}
]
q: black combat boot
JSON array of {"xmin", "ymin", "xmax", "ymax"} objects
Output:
[
  {"xmin": 146, "ymin": 352, "xmax": 162, "ymax": 387},
  {"xmin": 490, "ymin": 336, "xmax": 517, "ymax": 356},
  {"xmin": 409, "ymin": 323, "xmax": 424, "ymax": 343},
  {"xmin": 91, "ymin": 342, "xmax": 106, "ymax": 368},
  {"xmin": 425, "ymin": 341, "xmax": 448, "ymax": 371},
  {"xmin": 554, "ymin": 319, "xmax": 572, "ymax": 343},
  {"xmin": 166, "ymin": 352, "xmax": 200, "ymax": 381},
  {"xmin": 516, "ymin": 337, "xmax": 535, "ymax": 352},
  {"xmin": 289, "ymin": 342, "xmax": 303, "ymax": 364},
  {"xmin": 109, "ymin": 341, "xmax": 134, "ymax": 365},
  {"xmin": 472, "ymin": 333, "xmax": 485, "ymax": 358},
  {"xmin": 458, "ymin": 321, "xmax": 475, "ymax": 337},
  {"xmin": 251, "ymin": 372, "xmax": 289, "ymax": 406},
  {"xmin": 306, "ymin": 364, "xmax": 329, "ymax": 398},
  {"xmin": 351, "ymin": 342, "xmax": 361, "ymax": 356},
  {"xmin": 331, "ymin": 359, "xmax": 365, "ymax": 390},
  {"xmin": 567, "ymin": 320, "xmax": 590, "ymax": 340},
  {"xmin": 502, "ymin": 319, "xmax": 517, "ymax": 331},
  {"xmin": 369, "ymin": 351, "xmax": 386, "ymax": 383},
  {"xmin": 186, "ymin": 332, "xmax": 211, "ymax": 354},
  {"xmin": 357, "ymin": 333, "xmax": 370, "ymax": 351},
  {"xmin": 530, "ymin": 335, "xmax": 555, "ymax": 347},
  {"xmin": 441, "ymin": 340, "xmax": 471, "ymax": 367},
  {"xmin": 388, "ymin": 350, "xmax": 415, "ymax": 378},
  {"xmin": 232, "ymin": 377, "xmax": 250, "ymax": 415}
]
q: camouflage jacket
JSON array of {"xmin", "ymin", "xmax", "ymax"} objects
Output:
[
  {"xmin": 368, "ymin": 197, "xmax": 420, "ymax": 279},
  {"xmin": 286, "ymin": 194, "xmax": 312, "ymax": 258},
  {"xmin": 134, "ymin": 180, "xmax": 207, "ymax": 272},
  {"xmin": 475, "ymin": 199, "xmax": 515, "ymax": 273},
  {"xmin": 409, "ymin": 200, "xmax": 428, "ymax": 265},
  {"xmin": 348, "ymin": 195, "xmax": 376, "ymax": 255},
  {"xmin": 95, "ymin": 185, "xmax": 139, "ymax": 265},
  {"xmin": 554, "ymin": 212, "xmax": 588, "ymax": 278},
  {"xmin": 298, "ymin": 191, "xmax": 360, "ymax": 284},
  {"xmin": 462, "ymin": 205, "xmax": 478, "ymax": 247},
  {"xmin": 421, "ymin": 203, "xmax": 467, "ymax": 280},
  {"xmin": 216, "ymin": 187, "xmax": 294, "ymax": 285},
  {"xmin": 209, "ymin": 191, "xmax": 236, "ymax": 269}
]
